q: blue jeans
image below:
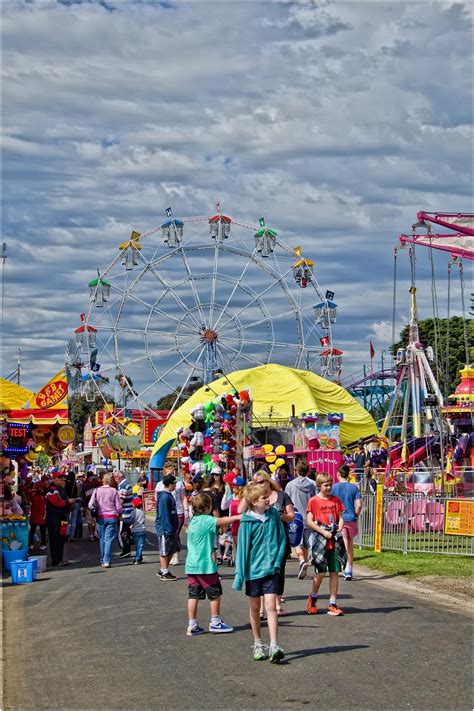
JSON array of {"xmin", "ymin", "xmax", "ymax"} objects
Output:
[
  {"xmin": 97, "ymin": 518, "xmax": 117, "ymax": 564},
  {"xmin": 134, "ymin": 532, "xmax": 146, "ymax": 561},
  {"xmin": 68, "ymin": 502, "xmax": 80, "ymax": 538}
]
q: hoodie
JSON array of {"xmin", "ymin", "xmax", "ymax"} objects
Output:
[
  {"xmin": 155, "ymin": 490, "xmax": 178, "ymax": 537},
  {"xmin": 285, "ymin": 477, "xmax": 317, "ymax": 528},
  {"xmin": 232, "ymin": 506, "xmax": 286, "ymax": 590}
]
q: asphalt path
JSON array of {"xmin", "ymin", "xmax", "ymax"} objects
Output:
[{"xmin": 3, "ymin": 525, "xmax": 472, "ymax": 711}]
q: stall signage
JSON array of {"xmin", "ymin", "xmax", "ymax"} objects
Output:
[
  {"xmin": 35, "ymin": 379, "xmax": 67, "ymax": 408},
  {"xmin": 142, "ymin": 418, "xmax": 167, "ymax": 445},
  {"xmin": 57, "ymin": 424, "xmax": 75, "ymax": 445},
  {"xmin": 142, "ymin": 491, "xmax": 156, "ymax": 513},
  {"xmin": 5, "ymin": 422, "xmax": 29, "ymax": 453},
  {"xmin": 444, "ymin": 499, "xmax": 474, "ymax": 536}
]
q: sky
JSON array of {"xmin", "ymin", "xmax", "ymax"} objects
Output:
[{"xmin": 2, "ymin": 0, "xmax": 473, "ymax": 405}]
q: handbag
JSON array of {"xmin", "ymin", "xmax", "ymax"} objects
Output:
[{"xmin": 90, "ymin": 489, "xmax": 100, "ymax": 518}]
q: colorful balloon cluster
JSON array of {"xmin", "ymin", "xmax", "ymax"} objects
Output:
[
  {"xmin": 178, "ymin": 390, "xmax": 251, "ymax": 479},
  {"xmin": 262, "ymin": 443, "xmax": 287, "ymax": 473}
]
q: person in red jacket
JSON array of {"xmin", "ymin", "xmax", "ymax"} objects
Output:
[{"xmin": 28, "ymin": 484, "xmax": 47, "ymax": 551}]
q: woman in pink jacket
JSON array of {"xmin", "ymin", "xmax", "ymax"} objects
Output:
[{"xmin": 89, "ymin": 472, "xmax": 122, "ymax": 568}]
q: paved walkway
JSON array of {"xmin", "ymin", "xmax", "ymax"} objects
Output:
[{"xmin": 3, "ymin": 527, "xmax": 472, "ymax": 711}]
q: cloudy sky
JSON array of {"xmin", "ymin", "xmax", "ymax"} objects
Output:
[{"xmin": 2, "ymin": 0, "xmax": 472, "ymax": 403}]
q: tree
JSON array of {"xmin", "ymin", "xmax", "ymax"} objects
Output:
[
  {"xmin": 68, "ymin": 394, "xmax": 108, "ymax": 445},
  {"xmin": 392, "ymin": 316, "xmax": 473, "ymax": 396},
  {"xmin": 155, "ymin": 382, "xmax": 204, "ymax": 411}
]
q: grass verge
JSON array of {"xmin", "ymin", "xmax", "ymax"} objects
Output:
[{"xmin": 355, "ymin": 549, "xmax": 474, "ymax": 578}]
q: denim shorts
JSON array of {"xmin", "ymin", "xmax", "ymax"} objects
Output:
[{"xmin": 245, "ymin": 572, "xmax": 279, "ymax": 597}]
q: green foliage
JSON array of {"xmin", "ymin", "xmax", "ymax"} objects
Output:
[
  {"xmin": 68, "ymin": 394, "xmax": 106, "ymax": 445},
  {"xmin": 35, "ymin": 450, "xmax": 50, "ymax": 470},
  {"xmin": 155, "ymin": 382, "xmax": 203, "ymax": 411},
  {"xmin": 392, "ymin": 317, "xmax": 473, "ymax": 396},
  {"xmin": 356, "ymin": 550, "xmax": 474, "ymax": 578}
]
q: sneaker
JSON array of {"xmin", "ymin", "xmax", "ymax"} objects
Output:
[
  {"xmin": 187, "ymin": 624, "xmax": 205, "ymax": 637},
  {"xmin": 307, "ymin": 595, "xmax": 317, "ymax": 615},
  {"xmin": 297, "ymin": 560, "xmax": 308, "ymax": 580},
  {"xmin": 158, "ymin": 571, "xmax": 177, "ymax": 581},
  {"xmin": 269, "ymin": 644, "xmax": 285, "ymax": 664},
  {"xmin": 39, "ymin": 545, "xmax": 47, "ymax": 551},
  {"xmin": 133, "ymin": 560, "xmax": 139, "ymax": 565},
  {"xmin": 169, "ymin": 553, "xmax": 180, "ymax": 566},
  {"xmin": 327, "ymin": 603, "xmax": 344, "ymax": 616},
  {"xmin": 253, "ymin": 641, "xmax": 268, "ymax": 661},
  {"xmin": 119, "ymin": 551, "xmax": 131, "ymax": 558},
  {"xmin": 102, "ymin": 563, "xmax": 111, "ymax": 569},
  {"xmin": 209, "ymin": 619, "xmax": 234, "ymax": 634},
  {"xmin": 89, "ymin": 536, "xmax": 95, "ymax": 541},
  {"xmin": 344, "ymin": 571, "xmax": 353, "ymax": 581}
]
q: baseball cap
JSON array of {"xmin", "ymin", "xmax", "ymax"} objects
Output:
[
  {"xmin": 131, "ymin": 496, "xmax": 142, "ymax": 507},
  {"xmin": 162, "ymin": 474, "xmax": 177, "ymax": 487},
  {"xmin": 233, "ymin": 476, "xmax": 246, "ymax": 487}
]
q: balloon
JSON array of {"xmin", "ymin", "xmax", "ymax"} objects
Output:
[
  {"xmin": 275, "ymin": 458, "xmax": 285, "ymax": 467},
  {"xmin": 269, "ymin": 464, "xmax": 277, "ymax": 472},
  {"xmin": 275, "ymin": 445, "xmax": 286, "ymax": 455},
  {"xmin": 263, "ymin": 444, "xmax": 274, "ymax": 454},
  {"xmin": 265, "ymin": 454, "xmax": 276, "ymax": 463}
]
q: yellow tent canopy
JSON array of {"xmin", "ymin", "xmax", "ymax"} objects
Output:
[
  {"xmin": 0, "ymin": 379, "xmax": 33, "ymax": 410},
  {"xmin": 150, "ymin": 364, "xmax": 378, "ymax": 460}
]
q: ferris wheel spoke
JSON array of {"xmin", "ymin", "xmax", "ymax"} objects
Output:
[
  {"xmin": 212, "ymin": 246, "xmax": 259, "ymax": 332},
  {"xmin": 219, "ymin": 306, "xmax": 301, "ymax": 337},
  {"xmin": 166, "ymin": 344, "xmax": 207, "ymax": 416},
  {"xmin": 145, "ymin": 342, "xmax": 205, "ymax": 398},
  {"xmin": 221, "ymin": 336, "xmax": 298, "ymax": 349},
  {"xmin": 216, "ymin": 264, "xmax": 295, "ymax": 333},
  {"xmin": 122, "ymin": 290, "xmax": 197, "ymax": 332},
  {"xmin": 179, "ymin": 248, "xmax": 208, "ymax": 326},
  {"xmin": 220, "ymin": 341, "xmax": 268, "ymax": 368},
  {"xmin": 144, "ymin": 260, "xmax": 203, "ymax": 330}
]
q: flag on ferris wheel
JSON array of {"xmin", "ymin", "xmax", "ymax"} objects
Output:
[
  {"xmin": 166, "ymin": 207, "xmax": 172, "ymax": 218},
  {"xmin": 370, "ymin": 340, "xmax": 375, "ymax": 359},
  {"xmin": 259, "ymin": 217, "xmax": 265, "ymax": 227},
  {"xmin": 320, "ymin": 336, "xmax": 330, "ymax": 347},
  {"xmin": 216, "ymin": 201, "xmax": 221, "ymax": 213}
]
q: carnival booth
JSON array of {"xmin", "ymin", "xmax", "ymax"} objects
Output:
[
  {"xmin": 1, "ymin": 370, "xmax": 73, "ymax": 577},
  {"xmin": 149, "ymin": 364, "xmax": 378, "ymax": 480}
]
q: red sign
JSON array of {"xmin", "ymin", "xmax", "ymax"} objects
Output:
[
  {"xmin": 142, "ymin": 491, "xmax": 156, "ymax": 513},
  {"xmin": 142, "ymin": 418, "xmax": 167, "ymax": 445},
  {"xmin": 35, "ymin": 379, "xmax": 67, "ymax": 408}
]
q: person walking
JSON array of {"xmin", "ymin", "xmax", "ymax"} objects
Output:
[
  {"xmin": 45, "ymin": 471, "xmax": 73, "ymax": 567},
  {"xmin": 284, "ymin": 460, "xmax": 316, "ymax": 579},
  {"xmin": 89, "ymin": 472, "xmax": 122, "ymax": 568},
  {"xmin": 155, "ymin": 474, "xmax": 179, "ymax": 581},
  {"xmin": 331, "ymin": 464, "xmax": 362, "ymax": 580},
  {"xmin": 114, "ymin": 470, "xmax": 133, "ymax": 558},
  {"xmin": 65, "ymin": 471, "xmax": 81, "ymax": 541},
  {"xmin": 130, "ymin": 496, "xmax": 147, "ymax": 564}
]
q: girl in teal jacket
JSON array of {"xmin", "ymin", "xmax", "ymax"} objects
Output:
[{"xmin": 232, "ymin": 482, "xmax": 287, "ymax": 663}]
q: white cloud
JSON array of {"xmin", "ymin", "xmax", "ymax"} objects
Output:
[{"xmin": 2, "ymin": 0, "xmax": 472, "ymax": 396}]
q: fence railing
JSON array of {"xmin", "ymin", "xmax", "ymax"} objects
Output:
[{"xmin": 357, "ymin": 493, "xmax": 473, "ymax": 556}]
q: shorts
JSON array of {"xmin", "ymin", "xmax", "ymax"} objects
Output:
[
  {"xmin": 157, "ymin": 533, "xmax": 179, "ymax": 557},
  {"xmin": 313, "ymin": 549, "xmax": 342, "ymax": 575},
  {"xmin": 245, "ymin": 573, "xmax": 279, "ymax": 598},
  {"xmin": 187, "ymin": 573, "xmax": 222, "ymax": 600},
  {"xmin": 342, "ymin": 520, "xmax": 358, "ymax": 539},
  {"xmin": 295, "ymin": 528, "xmax": 312, "ymax": 550}
]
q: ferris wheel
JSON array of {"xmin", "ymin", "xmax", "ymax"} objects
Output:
[{"xmin": 78, "ymin": 209, "xmax": 340, "ymax": 416}]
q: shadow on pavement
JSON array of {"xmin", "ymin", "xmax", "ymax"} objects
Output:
[
  {"xmin": 342, "ymin": 605, "xmax": 413, "ymax": 614},
  {"xmin": 285, "ymin": 643, "xmax": 370, "ymax": 662}
]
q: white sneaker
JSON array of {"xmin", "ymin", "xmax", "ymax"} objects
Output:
[{"xmin": 170, "ymin": 553, "xmax": 180, "ymax": 566}]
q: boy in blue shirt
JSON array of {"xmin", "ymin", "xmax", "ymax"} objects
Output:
[
  {"xmin": 233, "ymin": 482, "xmax": 287, "ymax": 663},
  {"xmin": 331, "ymin": 464, "xmax": 362, "ymax": 580},
  {"xmin": 185, "ymin": 492, "xmax": 241, "ymax": 637}
]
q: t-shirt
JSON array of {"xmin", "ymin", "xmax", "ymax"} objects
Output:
[
  {"xmin": 185, "ymin": 514, "xmax": 218, "ymax": 575},
  {"xmin": 307, "ymin": 495, "xmax": 344, "ymax": 550},
  {"xmin": 331, "ymin": 482, "xmax": 361, "ymax": 522}
]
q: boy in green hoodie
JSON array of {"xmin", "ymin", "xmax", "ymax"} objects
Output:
[{"xmin": 233, "ymin": 482, "xmax": 287, "ymax": 663}]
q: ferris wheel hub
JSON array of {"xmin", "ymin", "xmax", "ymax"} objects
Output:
[{"xmin": 201, "ymin": 328, "xmax": 218, "ymax": 343}]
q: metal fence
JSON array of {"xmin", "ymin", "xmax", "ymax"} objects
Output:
[{"xmin": 357, "ymin": 493, "xmax": 473, "ymax": 556}]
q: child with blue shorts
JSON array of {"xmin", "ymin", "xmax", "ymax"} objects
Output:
[{"xmin": 233, "ymin": 482, "xmax": 287, "ymax": 663}]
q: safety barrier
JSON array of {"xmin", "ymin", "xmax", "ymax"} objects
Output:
[{"xmin": 357, "ymin": 493, "xmax": 473, "ymax": 556}]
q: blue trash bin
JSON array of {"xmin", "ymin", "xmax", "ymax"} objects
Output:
[
  {"xmin": 11, "ymin": 559, "xmax": 37, "ymax": 584},
  {"xmin": 2, "ymin": 548, "xmax": 28, "ymax": 572}
]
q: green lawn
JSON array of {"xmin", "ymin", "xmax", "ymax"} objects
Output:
[{"xmin": 355, "ymin": 549, "xmax": 474, "ymax": 578}]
